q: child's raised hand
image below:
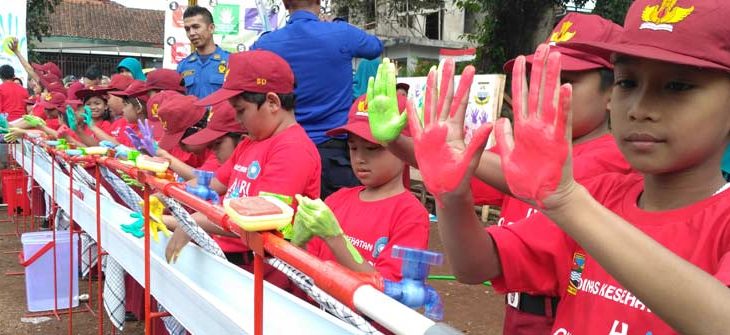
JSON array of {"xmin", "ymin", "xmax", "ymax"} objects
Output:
[
  {"xmin": 22, "ymin": 115, "xmax": 45, "ymax": 128},
  {"xmin": 366, "ymin": 58, "xmax": 407, "ymax": 144},
  {"xmin": 82, "ymin": 106, "xmax": 94, "ymax": 128},
  {"xmin": 496, "ymin": 44, "xmax": 575, "ymax": 209},
  {"xmin": 65, "ymin": 106, "xmax": 78, "ymax": 131},
  {"xmin": 407, "ymin": 59, "xmax": 493, "ymax": 204}
]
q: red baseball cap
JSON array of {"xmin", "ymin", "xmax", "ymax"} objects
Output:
[
  {"xmin": 107, "ymin": 74, "xmax": 135, "ymax": 92},
  {"xmin": 145, "ymin": 90, "xmax": 183, "ymax": 140},
  {"xmin": 39, "ymin": 92, "xmax": 67, "ymax": 110},
  {"xmin": 129, "ymin": 69, "xmax": 184, "ymax": 96},
  {"xmin": 45, "ymin": 81, "xmax": 67, "ymax": 95},
  {"xmin": 505, "ymin": 13, "xmax": 622, "ymax": 73},
  {"xmin": 39, "ymin": 72, "xmax": 60, "ymax": 88},
  {"xmin": 183, "ymin": 102, "xmax": 246, "ymax": 146},
  {"xmin": 196, "ymin": 50, "xmax": 295, "ymax": 106},
  {"xmin": 109, "ymin": 80, "xmax": 146, "ymax": 98},
  {"xmin": 327, "ymin": 94, "xmax": 408, "ymax": 144},
  {"xmin": 33, "ymin": 62, "xmax": 62, "ymax": 78},
  {"xmin": 564, "ymin": 0, "xmax": 730, "ymax": 73},
  {"xmin": 156, "ymin": 95, "xmax": 207, "ymax": 151},
  {"xmin": 66, "ymin": 82, "xmax": 84, "ymax": 101},
  {"xmin": 75, "ymin": 85, "xmax": 110, "ymax": 101}
]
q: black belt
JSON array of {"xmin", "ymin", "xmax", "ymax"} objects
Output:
[
  {"xmin": 507, "ymin": 293, "xmax": 559, "ymax": 317},
  {"xmin": 316, "ymin": 138, "xmax": 348, "ymax": 150},
  {"xmin": 224, "ymin": 251, "xmax": 254, "ymax": 266}
]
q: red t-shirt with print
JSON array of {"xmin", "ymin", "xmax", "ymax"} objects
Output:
[
  {"xmin": 472, "ymin": 134, "xmax": 632, "ymax": 225},
  {"xmin": 488, "ymin": 173, "xmax": 730, "ymax": 334},
  {"xmin": 214, "ymin": 124, "xmax": 321, "ymax": 252},
  {"xmin": 306, "ymin": 186, "xmax": 430, "ymax": 281}
]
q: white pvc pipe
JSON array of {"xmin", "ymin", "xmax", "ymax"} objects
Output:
[{"xmin": 354, "ymin": 285, "xmax": 436, "ymax": 335}]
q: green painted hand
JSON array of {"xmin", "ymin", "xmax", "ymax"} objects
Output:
[
  {"xmin": 65, "ymin": 106, "xmax": 78, "ymax": 131},
  {"xmin": 22, "ymin": 115, "xmax": 45, "ymax": 127},
  {"xmin": 294, "ymin": 195, "xmax": 343, "ymax": 238},
  {"xmin": 367, "ymin": 58, "xmax": 407, "ymax": 144},
  {"xmin": 82, "ymin": 106, "xmax": 94, "ymax": 128},
  {"xmin": 290, "ymin": 218, "xmax": 314, "ymax": 247}
]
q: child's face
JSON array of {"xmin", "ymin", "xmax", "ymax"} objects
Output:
[
  {"xmin": 211, "ymin": 135, "xmax": 238, "ymax": 163},
  {"xmin": 610, "ymin": 55, "xmax": 730, "ymax": 175},
  {"xmin": 108, "ymin": 96, "xmax": 125, "ymax": 117},
  {"xmin": 229, "ymin": 94, "xmax": 274, "ymax": 141},
  {"xmin": 85, "ymin": 96, "xmax": 107, "ymax": 119},
  {"xmin": 122, "ymin": 99, "xmax": 141, "ymax": 123},
  {"xmin": 348, "ymin": 134, "xmax": 403, "ymax": 188},
  {"xmin": 561, "ymin": 70, "xmax": 611, "ymax": 142}
]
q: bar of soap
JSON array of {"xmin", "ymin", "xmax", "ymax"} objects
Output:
[{"xmin": 228, "ymin": 197, "xmax": 283, "ymax": 216}]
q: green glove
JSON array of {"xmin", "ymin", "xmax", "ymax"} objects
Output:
[
  {"xmin": 82, "ymin": 105, "xmax": 94, "ymax": 128},
  {"xmin": 290, "ymin": 217, "xmax": 314, "ymax": 247},
  {"xmin": 65, "ymin": 106, "xmax": 78, "ymax": 131},
  {"xmin": 22, "ymin": 115, "xmax": 45, "ymax": 127},
  {"xmin": 294, "ymin": 195, "xmax": 343, "ymax": 238},
  {"xmin": 119, "ymin": 171, "xmax": 143, "ymax": 188},
  {"xmin": 366, "ymin": 58, "xmax": 408, "ymax": 144},
  {"xmin": 121, "ymin": 212, "xmax": 145, "ymax": 238},
  {"xmin": 0, "ymin": 113, "xmax": 8, "ymax": 133}
]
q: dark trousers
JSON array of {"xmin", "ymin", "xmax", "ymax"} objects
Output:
[{"xmin": 316, "ymin": 139, "xmax": 360, "ymax": 199}]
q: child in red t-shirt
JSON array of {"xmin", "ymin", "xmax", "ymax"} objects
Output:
[
  {"xmin": 294, "ymin": 94, "xmax": 429, "ymax": 282},
  {"xmin": 164, "ymin": 51, "xmax": 321, "ymax": 288},
  {"xmin": 406, "ymin": 1, "xmax": 730, "ymax": 333},
  {"xmin": 152, "ymin": 94, "xmax": 211, "ymax": 170},
  {"xmin": 160, "ymin": 101, "xmax": 246, "ymax": 180}
]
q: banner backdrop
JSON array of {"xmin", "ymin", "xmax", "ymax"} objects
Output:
[
  {"xmin": 0, "ymin": 1, "xmax": 28, "ymax": 86},
  {"xmin": 163, "ymin": 0, "xmax": 286, "ymax": 69},
  {"xmin": 398, "ymin": 74, "xmax": 506, "ymax": 148}
]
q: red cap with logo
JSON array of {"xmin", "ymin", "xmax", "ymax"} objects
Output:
[
  {"xmin": 39, "ymin": 92, "xmax": 67, "ymax": 110},
  {"xmin": 156, "ymin": 95, "xmax": 207, "ymax": 151},
  {"xmin": 196, "ymin": 50, "xmax": 295, "ymax": 106},
  {"xmin": 327, "ymin": 94, "xmax": 409, "ymax": 144},
  {"xmin": 129, "ymin": 69, "xmax": 184, "ymax": 96},
  {"xmin": 45, "ymin": 81, "xmax": 67, "ymax": 95},
  {"xmin": 145, "ymin": 90, "xmax": 183, "ymax": 140},
  {"xmin": 504, "ymin": 13, "xmax": 622, "ymax": 73},
  {"xmin": 565, "ymin": 0, "xmax": 730, "ymax": 73},
  {"xmin": 39, "ymin": 72, "xmax": 61, "ymax": 89},
  {"xmin": 183, "ymin": 102, "xmax": 246, "ymax": 146}
]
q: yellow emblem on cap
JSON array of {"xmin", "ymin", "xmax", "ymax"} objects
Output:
[
  {"xmin": 151, "ymin": 103, "xmax": 160, "ymax": 118},
  {"xmin": 549, "ymin": 21, "xmax": 576, "ymax": 45},
  {"xmin": 355, "ymin": 99, "xmax": 368, "ymax": 117},
  {"xmin": 44, "ymin": 93, "xmax": 52, "ymax": 101},
  {"xmin": 640, "ymin": 0, "xmax": 694, "ymax": 32},
  {"xmin": 256, "ymin": 78, "xmax": 267, "ymax": 86}
]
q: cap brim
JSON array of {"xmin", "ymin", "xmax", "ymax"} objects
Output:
[
  {"xmin": 562, "ymin": 41, "xmax": 730, "ymax": 73},
  {"xmin": 182, "ymin": 128, "xmax": 228, "ymax": 146},
  {"xmin": 39, "ymin": 101, "xmax": 58, "ymax": 109},
  {"xmin": 76, "ymin": 88, "xmax": 113, "ymax": 100},
  {"xmin": 196, "ymin": 88, "xmax": 242, "ymax": 107},
  {"xmin": 326, "ymin": 122, "xmax": 377, "ymax": 144},
  {"xmin": 158, "ymin": 131, "xmax": 186, "ymax": 151},
  {"xmin": 504, "ymin": 52, "xmax": 605, "ymax": 74}
]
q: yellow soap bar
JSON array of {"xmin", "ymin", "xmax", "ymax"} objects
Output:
[
  {"xmin": 85, "ymin": 146, "xmax": 108, "ymax": 155},
  {"xmin": 136, "ymin": 155, "xmax": 170, "ymax": 173},
  {"xmin": 223, "ymin": 196, "xmax": 293, "ymax": 232}
]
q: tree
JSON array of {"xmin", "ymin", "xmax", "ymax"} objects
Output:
[
  {"xmin": 27, "ymin": 0, "xmax": 62, "ymax": 60},
  {"xmin": 456, "ymin": 0, "xmax": 630, "ymax": 74}
]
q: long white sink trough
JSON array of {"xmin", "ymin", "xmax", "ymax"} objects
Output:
[{"xmin": 13, "ymin": 142, "xmax": 361, "ymax": 334}]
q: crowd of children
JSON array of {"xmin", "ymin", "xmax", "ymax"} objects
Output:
[{"xmin": 1, "ymin": 0, "xmax": 728, "ymax": 334}]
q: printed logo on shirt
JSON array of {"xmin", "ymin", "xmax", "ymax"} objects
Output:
[
  {"xmin": 640, "ymin": 0, "xmax": 694, "ymax": 32},
  {"xmin": 372, "ymin": 237, "xmax": 388, "ymax": 258},
  {"xmin": 346, "ymin": 235, "xmax": 373, "ymax": 252},
  {"xmin": 609, "ymin": 320, "xmax": 654, "ymax": 335},
  {"xmin": 572, "ymin": 276, "xmax": 651, "ymax": 313},
  {"xmin": 567, "ymin": 252, "xmax": 586, "ymax": 295},
  {"xmin": 247, "ymin": 160, "xmax": 261, "ymax": 180},
  {"xmin": 218, "ymin": 63, "xmax": 227, "ymax": 74},
  {"xmin": 553, "ymin": 328, "xmax": 572, "ymax": 335},
  {"xmin": 497, "ymin": 207, "xmax": 539, "ymax": 226}
]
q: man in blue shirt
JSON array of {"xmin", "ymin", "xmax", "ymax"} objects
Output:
[
  {"xmin": 252, "ymin": 0, "xmax": 383, "ymax": 198},
  {"xmin": 177, "ymin": 6, "xmax": 230, "ymax": 99}
]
